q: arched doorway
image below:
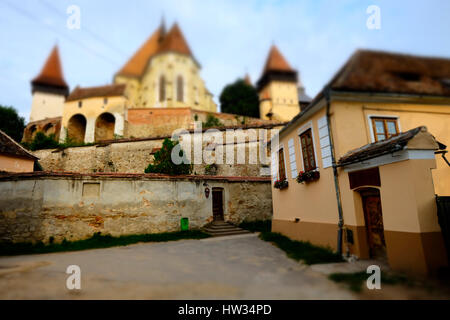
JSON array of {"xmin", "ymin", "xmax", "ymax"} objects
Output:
[
  {"xmin": 359, "ymin": 187, "xmax": 386, "ymax": 259},
  {"xmin": 67, "ymin": 114, "xmax": 87, "ymax": 143},
  {"xmin": 95, "ymin": 112, "xmax": 115, "ymax": 142}
]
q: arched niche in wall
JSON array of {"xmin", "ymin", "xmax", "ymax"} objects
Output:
[
  {"xmin": 94, "ymin": 112, "xmax": 115, "ymax": 142},
  {"xmin": 67, "ymin": 114, "xmax": 87, "ymax": 143}
]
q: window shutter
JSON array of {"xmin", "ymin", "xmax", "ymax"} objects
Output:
[
  {"xmin": 288, "ymin": 139, "xmax": 297, "ymax": 179},
  {"xmin": 318, "ymin": 116, "xmax": 332, "ymax": 168},
  {"xmin": 271, "ymin": 152, "xmax": 278, "ymax": 182}
]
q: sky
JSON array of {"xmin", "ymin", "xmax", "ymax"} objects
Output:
[{"xmin": 1, "ymin": 0, "xmax": 450, "ymax": 122}]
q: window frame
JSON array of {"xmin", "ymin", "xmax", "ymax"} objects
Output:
[
  {"xmin": 176, "ymin": 75, "xmax": 184, "ymax": 102},
  {"xmin": 159, "ymin": 75, "xmax": 166, "ymax": 102},
  {"xmin": 299, "ymin": 128, "xmax": 317, "ymax": 172},
  {"xmin": 370, "ymin": 116, "xmax": 400, "ymax": 142},
  {"xmin": 278, "ymin": 147, "xmax": 287, "ymax": 181}
]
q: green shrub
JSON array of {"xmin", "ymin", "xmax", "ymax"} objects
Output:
[
  {"xmin": 259, "ymin": 232, "xmax": 344, "ymax": 265},
  {"xmin": 202, "ymin": 114, "xmax": 223, "ymax": 128},
  {"xmin": 0, "ymin": 230, "xmax": 210, "ymax": 256},
  {"xmin": 28, "ymin": 132, "xmax": 59, "ymax": 151},
  {"xmin": 145, "ymin": 138, "xmax": 192, "ymax": 175},
  {"xmin": 239, "ymin": 220, "xmax": 272, "ymax": 233}
]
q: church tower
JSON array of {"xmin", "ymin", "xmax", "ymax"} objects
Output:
[
  {"xmin": 30, "ymin": 46, "xmax": 69, "ymax": 122},
  {"xmin": 256, "ymin": 45, "xmax": 299, "ymax": 121}
]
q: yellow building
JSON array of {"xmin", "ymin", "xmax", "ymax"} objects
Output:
[
  {"xmin": 270, "ymin": 49, "xmax": 450, "ymax": 275},
  {"xmin": 60, "ymin": 84, "xmax": 129, "ymax": 143},
  {"xmin": 114, "ymin": 21, "xmax": 216, "ymax": 113},
  {"xmin": 257, "ymin": 45, "xmax": 311, "ymax": 121}
]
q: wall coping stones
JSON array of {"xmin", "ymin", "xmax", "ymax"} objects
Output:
[{"xmin": 0, "ymin": 171, "xmax": 271, "ymax": 183}]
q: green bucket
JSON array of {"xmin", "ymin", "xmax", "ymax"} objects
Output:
[{"xmin": 180, "ymin": 217, "xmax": 189, "ymax": 231}]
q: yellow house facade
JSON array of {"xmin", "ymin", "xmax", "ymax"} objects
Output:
[{"xmin": 271, "ymin": 49, "xmax": 450, "ymax": 275}]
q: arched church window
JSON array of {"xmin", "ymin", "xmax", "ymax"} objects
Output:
[
  {"xmin": 159, "ymin": 75, "xmax": 166, "ymax": 102},
  {"xmin": 177, "ymin": 75, "xmax": 184, "ymax": 102}
]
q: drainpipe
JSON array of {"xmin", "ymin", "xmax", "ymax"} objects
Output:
[{"xmin": 324, "ymin": 87, "xmax": 345, "ymax": 256}]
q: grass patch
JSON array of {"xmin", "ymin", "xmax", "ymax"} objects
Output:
[
  {"xmin": 259, "ymin": 232, "xmax": 343, "ymax": 265},
  {"xmin": 328, "ymin": 271, "xmax": 411, "ymax": 292},
  {"xmin": 239, "ymin": 220, "xmax": 271, "ymax": 233},
  {"xmin": 0, "ymin": 230, "xmax": 211, "ymax": 256}
]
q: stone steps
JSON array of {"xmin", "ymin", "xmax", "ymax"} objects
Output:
[{"xmin": 203, "ymin": 221, "xmax": 251, "ymax": 237}]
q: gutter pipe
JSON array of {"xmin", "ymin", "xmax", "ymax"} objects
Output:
[{"xmin": 324, "ymin": 87, "xmax": 345, "ymax": 256}]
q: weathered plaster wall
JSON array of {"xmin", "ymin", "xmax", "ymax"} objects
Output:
[
  {"xmin": 0, "ymin": 174, "xmax": 272, "ymax": 243},
  {"xmin": 0, "ymin": 155, "xmax": 35, "ymax": 173}
]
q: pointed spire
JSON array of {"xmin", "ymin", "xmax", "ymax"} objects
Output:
[
  {"xmin": 244, "ymin": 73, "xmax": 252, "ymax": 86},
  {"xmin": 263, "ymin": 45, "xmax": 294, "ymax": 73},
  {"xmin": 116, "ymin": 25, "xmax": 165, "ymax": 78},
  {"xmin": 31, "ymin": 45, "xmax": 68, "ymax": 90},
  {"xmin": 159, "ymin": 15, "xmax": 166, "ymax": 42},
  {"xmin": 157, "ymin": 22, "xmax": 193, "ymax": 56}
]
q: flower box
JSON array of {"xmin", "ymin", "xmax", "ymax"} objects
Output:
[
  {"xmin": 296, "ymin": 170, "xmax": 320, "ymax": 184},
  {"xmin": 274, "ymin": 179, "xmax": 289, "ymax": 190}
]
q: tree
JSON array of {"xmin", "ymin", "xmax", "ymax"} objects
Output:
[
  {"xmin": 145, "ymin": 138, "xmax": 192, "ymax": 175},
  {"xmin": 0, "ymin": 105, "xmax": 25, "ymax": 142},
  {"xmin": 219, "ymin": 79, "xmax": 259, "ymax": 118}
]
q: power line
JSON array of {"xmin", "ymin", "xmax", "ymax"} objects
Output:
[
  {"xmin": 39, "ymin": 0, "xmax": 128, "ymax": 57},
  {"xmin": 2, "ymin": 0, "xmax": 120, "ymax": 66}
]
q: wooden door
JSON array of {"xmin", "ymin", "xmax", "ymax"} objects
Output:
[
  {"xmin": 212, "ymin": 188, "xmax": 224, "ymax": 221},
  {"xmin": 361, "ymin": 189, "xmax": 386, "ymax": 258}
]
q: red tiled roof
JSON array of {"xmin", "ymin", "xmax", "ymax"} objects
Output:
[
  {"xmin": 66, "ymin": 84, "xmax": 126, "ymax": 101},
  {"xmin": 330, "ymin": 49, "xmax": 450, "ymax": 96},
  {"xmin": 116, "ymin": 22, "xmax": 195, "ymax": 78},
  {"xmin": 0, "ymin": 130, "xmax": 38, "ymax": 160},
  {"xmin": 157, "ymin": 23, "xmax": 192, "ymax": 56},
  {"xmin": 263, "ymin": 45, "xmax": 294, "ymax": 74},
  {"xmin": 116, "ymin": 27, "xmax": 165, "ymax": 78},
  {"xmin": 0, "ymin": 171, "xmax": 271, "ymax": 183},
  {"xmin": 31, "ymin": 46, "xmax": 68, "ymax": 89},
  {"xmin": 338, "ymin": 126, "xmax": 439, "ymax": 166}
]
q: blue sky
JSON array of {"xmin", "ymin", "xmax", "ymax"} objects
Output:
[{"xmin": 1, "ymin": 0, "xmax": 450, "ymax": 122}]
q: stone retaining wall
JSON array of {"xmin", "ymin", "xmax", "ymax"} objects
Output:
[{"xmin": 0, "ymin": 173, "xmax": 272, "ymax": 243}]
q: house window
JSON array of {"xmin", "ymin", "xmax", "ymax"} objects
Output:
[
  {"xmin": 177, "ymin": 75, "xmax": 184, "ymax": 102},
  {"xmin": 300, "ymin": 129, "xmax": 316, "ymax": 172},
  {"xmin": 159, "ymin": 75, "xmax": 166, "ymax": 102},
  {"xmin": 78, "ymin": 101, "xmax": 82, "ymax": 108},
  {"xmin": 104, "ymin": 98, "xmax": 108, "ymax": 105},
  {"xmin": 278, "ymin": 148, "xmax": 286, "ymax": 181},
  {"xmin": 371, "ymin": 117, "xmax": 399, "ymax": 142}
]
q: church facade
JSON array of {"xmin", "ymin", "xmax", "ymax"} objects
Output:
[{"xmin": 23, "ymin": 21, "xmax": 309, "ymax": 144}]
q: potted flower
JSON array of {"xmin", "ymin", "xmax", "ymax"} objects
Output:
[
  {"xmin": 296, "ymin": 170, "xmax": 320, "ymax": 184},
  {"xmin": 274, "ymin": 179, "xmax": 289, "ymax": 190}
]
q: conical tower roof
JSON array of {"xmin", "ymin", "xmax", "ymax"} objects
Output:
[
  {"xmin": 263, "ymin": 45, "xmax": 294, "ymax": 73},
  {"xmin": 31, "ymin": 46, "xmax": 68, "ymax": 90}
]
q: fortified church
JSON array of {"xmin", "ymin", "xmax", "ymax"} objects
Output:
[{"xmin": 23, "ymin": 20, "xmax": 311, "ymax": 144}]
